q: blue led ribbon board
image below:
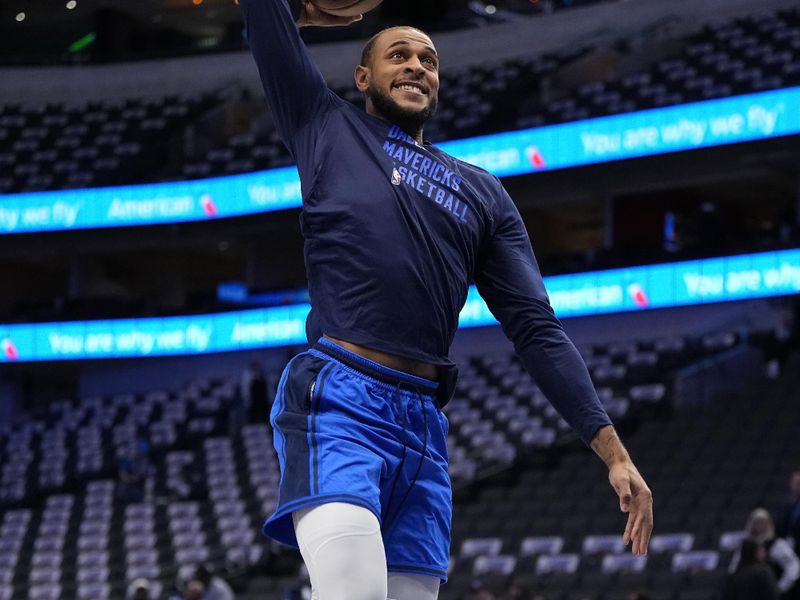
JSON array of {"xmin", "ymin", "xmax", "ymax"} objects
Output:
[
  {"xmin": 1, "ymin": 87, "xmax": 798, "ymax": 234},
  {"xmin": 2, "ymin": 248, "xmax": 798, "ymax": 362}
]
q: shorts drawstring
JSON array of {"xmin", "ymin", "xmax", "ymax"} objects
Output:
[{"xmin": 381, "ymin": 381, "xmax": 430, "ymax": 537}]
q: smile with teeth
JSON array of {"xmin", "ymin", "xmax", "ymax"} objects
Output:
[{"xmin": 395, "ymin": 83, "xmax": 426, "ymax": 96}]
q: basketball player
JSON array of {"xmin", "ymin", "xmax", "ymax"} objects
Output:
[{"xmin": 238, "ymin": 1, "xmax": 654, "ymax": 598}]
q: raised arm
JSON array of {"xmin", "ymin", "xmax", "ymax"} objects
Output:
[
  {"xmin": 474, "ymin": 181, "xmax": 653, "ymax": 554},
  {"xmin": 239, "ymin": 0, "xmax": 359, "ymax": 155}
]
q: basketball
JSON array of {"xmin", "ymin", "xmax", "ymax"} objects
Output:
[{"xmin": 310, "ymin": 0, "xmax": 383, "ymax": 17}]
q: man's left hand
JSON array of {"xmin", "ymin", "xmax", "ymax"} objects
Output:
[{"xmin": 608, "ymin": 460, "xmax": 653, "ymax": 555}]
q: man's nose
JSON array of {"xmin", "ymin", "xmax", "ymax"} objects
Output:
[{"xmin": 404, "ymin": 59, "xmax": 425, "ymax": 75}]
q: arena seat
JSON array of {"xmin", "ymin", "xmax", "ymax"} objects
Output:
[
  {"xmin": 672, "ymin": 550, "xmax": 720, "ymax": 572},
  {"xmin": 520, "ymin": 536, "xmax": 565, "ymax": 557},
  {"xmin": 650, "ymin": 533, "xmax": 695, "ymax": 554},
  {"xmin": 0, "ymin": 91, "xmax": 226, "ymax": 194},
  {"xmin": 27, "ymin": 584, "xmax": 61, "ymax": 600},
  {"xmin": 582, "ymin": 535, "xmax": 626, "ymax": 555},
  {"xmin": 718, "ymin": 530, "xmax": 746, "ymax": 552},
  {"xmin": 473, "ymin": 554, "xmax": 517, "ymax": 577},
  {"xmin": 438, "ymin": 332, "xmax": 800, "ymax": 599},
  {"xmin": 1, "ymin": 324, "xmax": 797, "ymax": 599},
  {"xmin": 461, "ymin": 537, "xmax": 503, "ymax": 559},
  {"xmin": 601, "ymin": 553, "xmax": 648, "ymax": 574}
]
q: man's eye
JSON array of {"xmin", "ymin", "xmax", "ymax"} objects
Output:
[{"xmin": 391, "ymin": 52, "xmax": 403, "ymax": 59}]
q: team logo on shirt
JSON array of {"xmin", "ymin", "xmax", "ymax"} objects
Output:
[{"xmin": 383, "ymin": 125, "xmax": 469, "ymax": 224}]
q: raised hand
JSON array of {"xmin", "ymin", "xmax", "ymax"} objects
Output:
[{"xmin": 298, "ymin": 1, "xmax": 363, "ymax": 27}]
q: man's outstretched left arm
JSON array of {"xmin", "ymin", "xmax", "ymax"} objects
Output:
[{"xmin": 474, "ymin": 181, "xmax": 653, "ymax": 555}]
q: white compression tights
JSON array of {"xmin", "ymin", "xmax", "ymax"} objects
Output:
[{"xmin": 293, "ymin": 503, "xmax": 440, "ymax": 600}]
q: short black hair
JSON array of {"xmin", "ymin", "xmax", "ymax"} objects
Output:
[{"xmin": 360, "ymin": 26, "xmax": 430, "ymax": 67}]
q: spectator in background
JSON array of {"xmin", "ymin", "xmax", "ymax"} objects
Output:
[
  {"xmin": 723, "ymin": 538, "xmax": 779, "ymax": 600},
  {"xmin": 170, "ymin": 565, "xmax": 196, "ymax": 600},
  {"xmin": 627, "ymin": 593, "xmax": 652, "ymax": 600},
  {"xmin": 193, "ymin": 563, "xmax": 234, "ymax": 600},
  {"xmin": 117, "ymin": 436, "xmax": 155, "ymax": 505},
  {"xmin": 128, "ymin": 578, "xmax": 153, "ymax": 600},
  {"xmin": 778, "ymin": 471, "xmax": 800, "ymax": 552},
  {"xmin": 730, "ymin": 508, "xmax": 800, "ymax": 597},
  {"xmin": 765, "ymin": 300, "xmax": 797, "ymax": 380},
  {"xmin": 778, "ymin": 470, "xmax": 800, "ymax": 600},
  {"xmin": 240, "ymin": 359, "xmax": 269, "ymax": 425}
]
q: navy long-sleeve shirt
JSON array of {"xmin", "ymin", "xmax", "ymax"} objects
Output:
[{"xmin": 240, "ymin": 0, "xmax": 611, "ymax": 444}]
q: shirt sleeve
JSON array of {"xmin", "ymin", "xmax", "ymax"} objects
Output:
[
  {"xmin": 771, "ymin": 538, "xmax": 800, "ymax": 592},
  {"xmin": 239, "ymin": 0, "xmax": 333, "ymax": 163},
  {"xmin": 474, "ymin": 180, "xmax": 611, "ymax": 446}
]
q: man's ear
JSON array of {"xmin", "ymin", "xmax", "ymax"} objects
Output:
[{"xmin": 354, "ymin": 64, "xmax": 369, "ymax": 93}]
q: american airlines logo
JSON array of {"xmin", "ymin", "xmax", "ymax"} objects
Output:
[
  {"xmin": 200, "ymin": 195, "xmax": 218, "ymax": 217},
  {"xmin": 2, "ymin": 339, "xmax": 19, "ymax": 361}
]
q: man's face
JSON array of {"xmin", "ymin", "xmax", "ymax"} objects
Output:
[
  {"xmin": 790, "ymin": 472, "xmax": 800, "ymax": 499},
  {"xmin": 356, "ymin": 28, "xmax": 440, "ymax": 131}
]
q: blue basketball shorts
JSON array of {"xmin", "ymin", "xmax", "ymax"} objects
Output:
[{"xmin": 262, "ymin": 337, "xmax": 452, "ymax": 582}]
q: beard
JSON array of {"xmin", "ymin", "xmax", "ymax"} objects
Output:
[{"xmin": 367, "ymin": 82, "xmax": 438, "ymax": 140}]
